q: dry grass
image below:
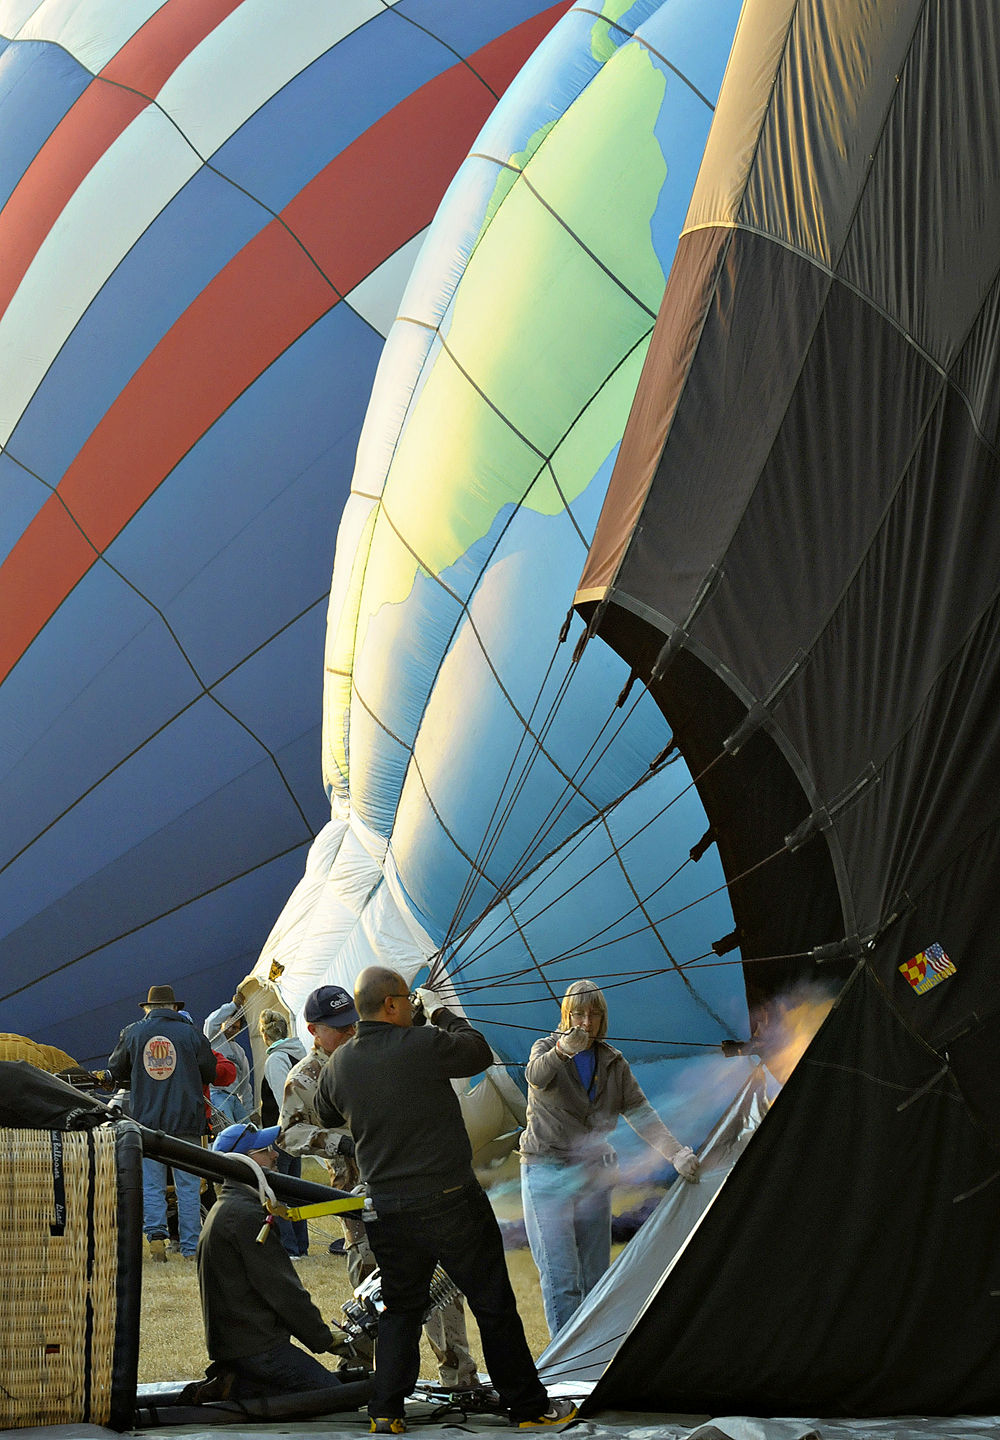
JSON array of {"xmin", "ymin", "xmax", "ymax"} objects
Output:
[
  {"xmin": 137, "ymin": 1221, "xmax": 552, "ymax": 1385},
  {"xmin": 138, "ymin": 1164, "xmax": 645, "ymax": 1386}
]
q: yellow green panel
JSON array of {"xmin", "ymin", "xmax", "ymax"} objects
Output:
[{"xmin": 323, "ymin": 501, "xmax": 378, "ymax": 792}]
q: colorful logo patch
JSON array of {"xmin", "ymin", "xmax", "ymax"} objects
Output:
[
  {"xmin": 143, "ymin": 1035, "xmax": 177, "ymax": 1080},
  {"xmin": 899, "ymin": 942, "xmax": 956, "ymax": 995}
]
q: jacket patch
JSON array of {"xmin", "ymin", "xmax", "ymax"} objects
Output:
[{"xmin": 143, "ymin": 1035, "xmax": 177, "ymax": 1080}]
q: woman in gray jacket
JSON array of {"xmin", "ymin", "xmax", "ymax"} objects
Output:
[{"xmin": 519, "ymin": 979, "xmax": 699, "ymax": 1338}]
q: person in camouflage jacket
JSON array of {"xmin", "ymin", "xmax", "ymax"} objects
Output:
[{"xmin": 277, "ymin": 984, "xmax": 480, "ymax": 1391}]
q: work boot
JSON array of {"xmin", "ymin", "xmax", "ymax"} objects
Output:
[
  {"xmin": 369, "ymin": 1419, "xmax": 406, "ymax": 1434},
  {"xmin": 147, "ymin": 1237, "xmax": 167, "ymax": 1263}
]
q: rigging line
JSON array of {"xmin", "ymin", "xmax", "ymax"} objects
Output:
[
  {"xmin": 368, "ymin": 473, "xmax": 608, "ymax": 939},
  {"xmin": 0, "ymin": 836, "xmax": 311, "ymax": 1003},
  {"xmin": 462, "ymin": 1013, "xmax": 719, "ymax": 1048},
  {"xmin": 445, "ymin": 642, "xmax": 598, "ymax": 947},
  {"xmin": 448, "ymin": 651, "xmax": 656, "ymax": 946},
  {"xmin": 438, "ymin": 330, "xmax": 657, "ymax": 942},
  {"xmin": 450, "ymin": 960, "xmax": 723, "ymax": 1004},
  {"xmin": 449, "ymin": 569, "xmax": 671, "ymax": 920},
  {"xmin": 449, "ymin": 840, "xmax": 700, "ymax": 1002},
  {"xmin": 461, "ymin": 823, "xmax": 798, "ymax": 985},
  {"xmin": 442, "ymin": 751, "xmax": 715, "ymax": 982},
  {"xmin": 504, "ymin": 892, "xmax": 561, "ymax": 1006},
  {"xmin": 414, "ymin": 329, "xmax": 658, "ymax": 936},
  {"xmin": 441, "ymin": 705, "xmax": 687, "ymax": 980},
  {"xmin": 449, "ymin": 955, "xmax": 720, "ymax": 995},
  {"xmin": 679, "ymin": 949, "xmax": 815, "ymax": 969},
  {"xmin": 441, "ymin": 612, "xmax": 577, "ymax": 951}
]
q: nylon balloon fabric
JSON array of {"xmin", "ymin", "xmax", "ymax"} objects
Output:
[
  {"xmin": 256, "ymin": 0, "xmax": 750, "ymax": 1105},
  {"xmin": 0, "ymin": 0, "xmax": 571, "ymax": 1064}
]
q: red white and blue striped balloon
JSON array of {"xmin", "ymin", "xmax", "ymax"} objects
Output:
[{"xmin": 0, "ymin": 0, "xmax": 569, "ymax": 1063}]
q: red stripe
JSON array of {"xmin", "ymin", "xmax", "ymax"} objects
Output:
[
  {"xmin": 285, "ymin": 68, "xmax": 494, "ymax": 293},
  {"xmin": 471, "ymin": 1, "xmax": 574, "ymax": 93},
  {"xmin": 60, "ymin": 220, "xmax": 336, "ymax": 543},
  {"xmin": 0, "ymin": 0, "xmax": 243, "ymax": 325},
  {"xmin": 100, "ymin": 0, "xmax": 244, "ymax": 94},
  {"xmin": 0, "ymin": 84, "xmax": 145, "ymax": 321},
  {"xmin": 0, "ymin": 506, "xmax": 96, "ymax": 682},
  {"xmin": 0, "ymin": 6, "xmax": 571, "ymax": 684},
  {"xmin": 283, "ymin": 1, "xmax": 574, "ymax": 289}
]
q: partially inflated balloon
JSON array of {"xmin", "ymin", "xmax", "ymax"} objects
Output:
[
  {"xmin": 0, "ymin": 0, "xmax": 571, "ymax": 1063},
  {"xmin": 258, "ymin": 0, "xmax": 749, "ymax": 1113}
]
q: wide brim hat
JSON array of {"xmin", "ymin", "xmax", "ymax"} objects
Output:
[{"xmin": 141, "ymin": 984, "xmax": 182, "ymax": 1008}]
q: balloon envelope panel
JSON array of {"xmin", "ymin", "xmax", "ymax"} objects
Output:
[
  {"xmin": 311, "ymin": 0, "xmax": 748, "ymax": 1078},
  {"xmin": 0, "ymin": 0, "xmax": 571, "ymax": 1065}
]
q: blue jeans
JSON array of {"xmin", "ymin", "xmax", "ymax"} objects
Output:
[
  {"xmin": 521, "ymin": 1159, "xmax": 613, "ymax": 1338},
  {"xmin": 232, "ymin": 1340, "xmax": 342, "ymax": 1398},
  {"xmin": 142, "ymin": 1140, "xmax": 204, "ymax": 1256},
  {"xmin": 275, "ymin": 1150, "xmax": 309, "ymax": 1256},
  {"xmin": 365, "ymin": 1181, "xmax": 547, "ymax": 1422}
]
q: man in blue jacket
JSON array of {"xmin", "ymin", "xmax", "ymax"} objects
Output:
[{"xmin": 108, "ymin": 982, "xmax": 217, "ymax": 1260}]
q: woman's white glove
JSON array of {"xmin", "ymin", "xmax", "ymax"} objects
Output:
[
  {"xmin": 672, "ymin": 1145, "xmax": 700, "ymax": 1183},
  {"xmin": 555, "ymin": 1026, "xmax": 591, "ymax": 1057}
]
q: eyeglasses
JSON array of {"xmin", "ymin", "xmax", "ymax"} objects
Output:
[{"xmin": 386, "ymin": 993, "xmax": 410, "ymax": 1002}]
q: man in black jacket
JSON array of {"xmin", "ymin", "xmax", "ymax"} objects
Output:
[
  {"xmin": 197, "ymin": 1123, "xmax": 353, "ymax": 1398},
  {"xmin": 316, "ymin": 966, "xmax": 575, "ymax": 1434},
  {"xmin": 108, "ymin": 983, "xmax": 217, "ymax": 1260}
]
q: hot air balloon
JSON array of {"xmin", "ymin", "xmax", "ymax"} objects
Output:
[
  {"xmin": 0, "ymin": 0, "xmax": 571, "ymax": 1065},
  {"xmin": 571, "ymin": 0, "xmax": 1000, "ymax": 1417},
  {"xmin": 252, "ymin": 0, "xmax": 752, "ymax": 1163}
]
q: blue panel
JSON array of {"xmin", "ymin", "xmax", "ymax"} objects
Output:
[
  {"xmin": 212, "ymin": 606, "xmax": 326, "ymax": 753},
  {"xmin": 354, "ymin": 563, "xmax": 464, "ymax": 764},
  {"xmin": 0, "ymin": 698, "xmax": 308, "ymax": 933},
  {"xmin": 0, "ymin": 562, "xmax": 188, "ymax": 781},
  {"xmin": 210, "ymin": 17, "xmax": 452, "ymax": 212},
  {"xmin": 636, "ymin": 0, "xmax": 742, "ymax": 102},
  {"xmin": 272, "ymin": 723, "xmax": 327, "ymax": 832},
  {"xmin": 0, "ymin": 41, "xmax": 91, "ymax": 208},
  {"xmin": 394, "ymin": 0, "xmax": 565, "ymax": 55},
  {"xmin": 6, "ymin": 164, "xmax": 270, "ymax": 483},
  {"xmin": 0, "ymin": 572, "xmax": 202, "ymax": 858},
  {"xmin": 0, "ymin": 450, "xmax": 49, "ymax": 564},
  {"xmin": 106, "ymin": 303, "xmax": 381, "ymax": 675},
  {"xmin": 0, "ymin": 752, "xmax": 314, "ymax": 992},
  {"xmin": 0, "ymin": 847, "xmax": 310, "ymax": 1066}
]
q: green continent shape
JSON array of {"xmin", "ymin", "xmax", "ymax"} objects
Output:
[{"xmin": 358, "ymin": 41, "xmax": 668, "ymax": 622}]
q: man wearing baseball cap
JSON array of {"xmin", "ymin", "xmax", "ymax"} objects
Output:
[
  {"xmin": 278, "ymin": 985, "xmax": 364, "ymax": 1270},
  {"xmin": 107, "ymin": 983, "xmax": 218, "ymax": 1261},
  {"xmin": 196, "ymin": 1122, "xmax": 362, "ymax": 1400}
]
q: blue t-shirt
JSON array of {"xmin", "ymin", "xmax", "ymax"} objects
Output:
[{"xmin": 573, "ymin": 1048, "xmax": 597, "ymax": 1097}]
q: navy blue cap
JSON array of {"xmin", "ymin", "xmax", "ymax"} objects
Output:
[{"xmin": 303, "ymin": 984, "xmax": 359, "ymax": 1027}]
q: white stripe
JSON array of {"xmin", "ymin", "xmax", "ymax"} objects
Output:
[
  {"xmin": 0, "ymin": 105, "xmax": 199, "ymax": 445},
  {"xmin": 156, "ymin": 0, "xmax": 386, "ymax": 160},
  {"xmin": 13, "ymin": 0, "xmax": 165, "ymax": 73},
  {"xmin": 0, "ymin": 0, "xmax": 46, "ymax": 41},
  {"xmin": 0, "ymin": 0, "xmax": 413, "ymax": 448},
  {"xmin": 345, "ymin": 230, "xmax": 427, "ymax": 339}
]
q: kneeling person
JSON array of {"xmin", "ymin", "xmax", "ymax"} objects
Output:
[{"xmin": 197, "ymin": 1123, "xmax": 346, "ymax": 1398}]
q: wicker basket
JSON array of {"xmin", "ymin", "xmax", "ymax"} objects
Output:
[{"xmin": 0, "ymin": 1122, "xmax": 142, "ymax": 1430}]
